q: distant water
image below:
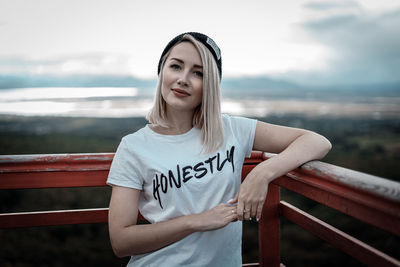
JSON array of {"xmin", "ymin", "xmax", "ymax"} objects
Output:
[
  {"xmin": 0, "ymin": 87, "xmax": 145, "ymax": 117},
  {"xmin": 0, "ymin": 87, "xmax": 399, "ymax": 118}
]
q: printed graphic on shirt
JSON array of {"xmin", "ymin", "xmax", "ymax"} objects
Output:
[{"xmin": 153, "ymin": 145, "xmax": 235, "ymax": 209}]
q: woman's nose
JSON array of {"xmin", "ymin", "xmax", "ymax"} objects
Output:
[{"xmin": 177, "ymin": 73, "xmax": 189, "ymax": 87}]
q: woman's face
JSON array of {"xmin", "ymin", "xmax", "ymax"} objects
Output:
[{"xmin": 161, "ymin": 41, "xmax": 203, "ymax": 114}]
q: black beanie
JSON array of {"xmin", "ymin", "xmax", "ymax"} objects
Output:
[{"xmin": 157, "ymin": 32, "xmax": 222, "ymax": 78}]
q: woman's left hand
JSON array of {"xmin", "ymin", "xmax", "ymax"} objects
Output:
[
  {"xmin": 230, "ymin": 121, "xmax": 331, "ymax": 221},
  {"xmin": 229, "ymin": 166, "xmax": 270, "ymax": 221}
]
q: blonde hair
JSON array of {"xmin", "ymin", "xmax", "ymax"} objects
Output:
[{"xmin": 146, "ymin": 34, "xmax": 223, "ymax": 153}]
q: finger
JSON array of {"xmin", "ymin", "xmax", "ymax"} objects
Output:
[
  {"xmin": 237, "ymin": 197, "xmax": 244, "ymax": 221},
  {"xmin": 250, "ymin": 202, "xmax": 258, "ymax": 219},
  {"xmin": 226, "ymin": 207, "xmax": 236, "ymax": 216},
  {"xmin": 232, "ymin": 212, "xmax": 238, "ymax": 222},
  {"xmin": 228, "ymin": 192, "xmax": 239, "ymax": 204},
  {"xmin": 231, "ymin": 207, "xmax": 237, "ymax": 214},
  {"xmin": 256, "ymin": 201, "xmax": 264, "ymax": 221},
  {"xmin": 243, "ymin": 204, "xmax": 251, "ymax": 221},
  {"xmin": 223, "ymin": 207, "xmax": 236, "ymax": 222},
  {"xmin": 230, "ymin": 208, "xmax": 238, "ymax": 220}
]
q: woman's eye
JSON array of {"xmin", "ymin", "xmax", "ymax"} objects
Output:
[
  {"xmin": 194, "ymin": 71, "xmax": 203, "ymax": 78},
  {"xmin": 170, "ymin": 64, "xmax": 181, "ymax": 70}
]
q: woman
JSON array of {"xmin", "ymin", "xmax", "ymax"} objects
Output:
[{"xmin": 107, "ymin": 32, "xmax": 331, "ymax": 266}]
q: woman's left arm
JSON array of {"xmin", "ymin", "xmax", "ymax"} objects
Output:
[{"xmin": 232, "ymin": 121, "xmax": 332, "ymax": 221}]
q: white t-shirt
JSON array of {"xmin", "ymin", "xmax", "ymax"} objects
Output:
[{"xmin": 107, "ymin": 114, "xmax": 257, "ymax": 267}]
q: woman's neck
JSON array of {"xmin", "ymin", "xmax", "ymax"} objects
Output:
[{"xmin": 152, "ymin": 108, "xmax": 194, "ymax": 135}]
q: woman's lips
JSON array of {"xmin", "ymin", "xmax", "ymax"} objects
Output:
[{"xmin": 172, "ymin": 88, "xmax": 191, "ymax": 97}]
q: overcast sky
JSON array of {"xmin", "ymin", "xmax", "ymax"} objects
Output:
[{"xmin": 0, "ymin": 0, "xmax": 399, "ymax": 85}]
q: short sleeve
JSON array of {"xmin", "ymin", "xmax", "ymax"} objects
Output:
[
  {"xmin": 106, "ymin": 137, "xmax": 143, "ymax": 190},
  {"xmin": 223, "ymin": 114, "xmax": 257, "ymax": 157}
]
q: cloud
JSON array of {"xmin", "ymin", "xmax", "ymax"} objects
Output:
[
  {"xmin": 298, "ymin": 2, "xmax": 400, "ymax": 85},
  {"xmin": 303, "ymin": 0, "xmax": 361, "ymax": 11}
]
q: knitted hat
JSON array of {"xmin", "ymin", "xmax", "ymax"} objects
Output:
[{"xmin": 157, "ymin": 32, "xmax": 222, "ymax": 78}]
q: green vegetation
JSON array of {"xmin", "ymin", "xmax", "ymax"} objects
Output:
[{"xmin": 0, "ymin": 114, "xmax": 399, "ymax": 266}]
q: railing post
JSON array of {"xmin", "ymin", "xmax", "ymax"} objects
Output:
[{"xmin": 258, "ymin": 183, "xmax": 280, "ymax": 267}]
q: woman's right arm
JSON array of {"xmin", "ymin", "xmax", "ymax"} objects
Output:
[{"xmin": 108, "ymin": 185, "xmax": 237, "ymax": 258}]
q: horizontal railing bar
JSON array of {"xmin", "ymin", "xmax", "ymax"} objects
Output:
[
  {"xmin": 0, "ymin": 208, "xmax": 109, "ymax": 228},
  {"xmin": 0, "ymin": 153, "xmax": 114, "ymax": 173},
  {"xmin": 301, "ymin": 160, "xmax": 400, "ymax": 203},
  {"xmin": 0, "ymin": 170, "xmax": 109, "ymax": 189},
  {"xmin": 263, "ymin": 152, "xmax": 400, "ymax": 203},
  {"xmin": 243, "ymin": 151, "xmax": 264, "ymax": 164},
  {"xmin": 286, "ymin": 170, "xmax": 400, "ymax": 219},
  {"xmin": 0, "ymin": 153, "xmax": 114, "ymax": 164},
  {"xmin": 274, "ymin": 174, "xmax": 400, "ymax": 236},
  {"xmin": 0, "ymin": 208, "xmax": 147, "ymax": 228},
  {"xmin": 280, "ymin": 201, "xmax": 400, "ymax": 267}
]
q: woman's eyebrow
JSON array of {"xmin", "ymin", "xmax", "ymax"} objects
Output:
[
  {"xmin": 170, "ymin": 58, "xmax": 184, "ymax": 64},
  {"xmin": 170, "ymin": 58, "xmax": 203, "ymax": 69}
]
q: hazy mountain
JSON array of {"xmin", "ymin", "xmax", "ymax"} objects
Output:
[
  {"xmin": 0, "ymin": 74, "xmax": 157, "ymax": 90},
  {"xmin": 0, "ymin": 74, "xmax": 398, "ymax": 100}
]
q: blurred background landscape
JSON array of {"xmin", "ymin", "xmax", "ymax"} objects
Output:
[{"xmin": 1, "ymin": 0, "xmax": 399, "ymax": 266}]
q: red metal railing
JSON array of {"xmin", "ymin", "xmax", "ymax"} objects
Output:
[{"xmin": 0, "ymin": 152, "xmax": 399, "ymax": 266}]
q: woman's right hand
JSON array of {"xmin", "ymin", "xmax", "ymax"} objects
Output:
[
  {"xmin": 109, "ymin": 186, "xmax": 238, "ymax": 257},
  {"xmin": 191, "ymin": 203, "xmax": 238, "ymax": 232}
]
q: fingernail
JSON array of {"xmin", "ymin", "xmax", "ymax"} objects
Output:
[{"xmin": 227, "ymin": 201, "xmax": 237, "ymax": 206}]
